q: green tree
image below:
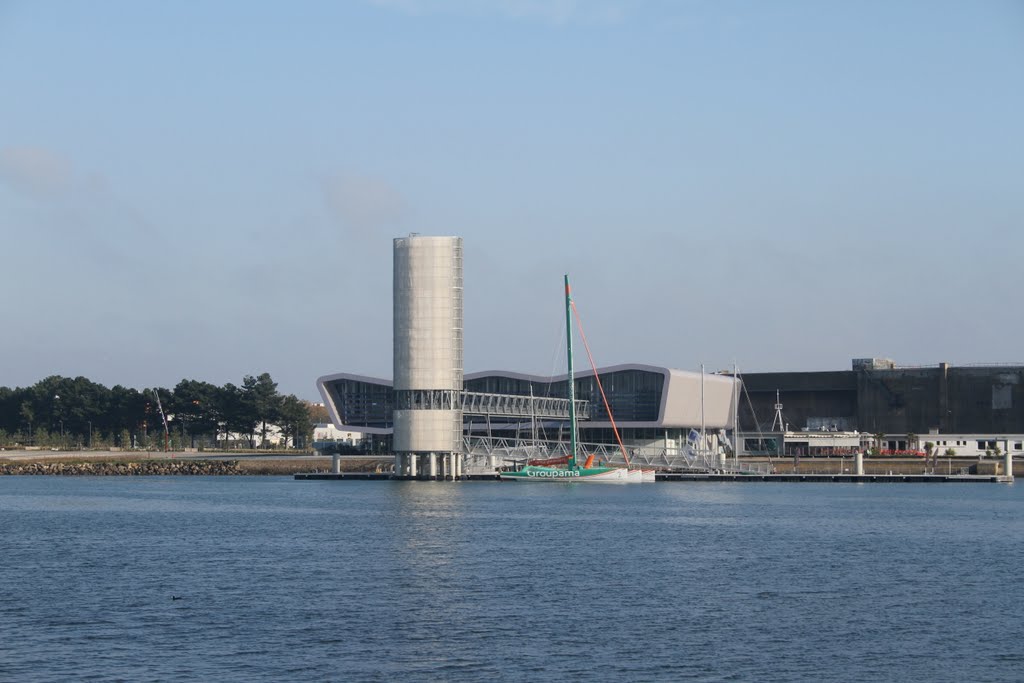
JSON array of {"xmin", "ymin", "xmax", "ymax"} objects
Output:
[
  {"xmin": 218, "ymin": 383, "xmax": 254, "ymax": 448},
  {"xmin": 19, "ymin": 402, "xmax": 34, "ymax": 443},
  {"xmin": 308, "ymin": 402, "xmax": 329, "ymax": 425},
  {"xmin": 34, "ymin": 427, "xmax": 51, "ymax": 448},
  {"xmin": 170, "ymin": 379, "xmax": 222, "ymax": 448},
  {"xmin": 108, "ymin": 385, "xmax": 146, "ymax": 447},
  {"xmin": 242, "ymin": 373, "xmax": 281, "ymax": 448},
  {"xmin": 0, "ymin": 386, "xmax": 15, "ymax": 435},
  {"xmin": 278, "ymin": 395, "xmax": 311, "ymax": 449}
]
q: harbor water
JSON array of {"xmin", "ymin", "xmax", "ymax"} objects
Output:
[{"xmin": 1, "ymin": 477, "xmax": 1022, "ymax": 682}]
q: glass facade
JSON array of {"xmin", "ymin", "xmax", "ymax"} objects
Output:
[
  {"xmin": 327, "ymin": 368, "xmax": 667, "ymax": 438},
  {"xmin": 465, "ymin": 369, "xmax": 664, "ymax": 422},
  {"xmin": 464, "ymin": 375, "xmax": 554, "ymax": 397},
  {"xmin": 575, "ymin": 369, "xmax": 664, "ymax": 422},
  {"xmin": 331, "ymin": 379, "xmax": 393, "ymax": 429}
]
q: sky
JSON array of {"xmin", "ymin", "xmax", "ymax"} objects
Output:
[{"xmin": 1, "ymin": 0, "xmax": 1022, "ymax": 400}]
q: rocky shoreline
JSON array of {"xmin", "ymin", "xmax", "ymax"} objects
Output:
[{"xmin": 0, "ymin": 460, "xmax": 244, "ymax": 476}]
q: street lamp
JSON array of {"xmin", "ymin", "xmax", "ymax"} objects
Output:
[{"xmin": 54, "ymin": 394, "xmax": 63, "ymax": 450}]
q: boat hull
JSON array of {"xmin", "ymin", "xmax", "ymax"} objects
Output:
[{"xmin": 499, "ymin": 465, "xmax": 633, "ymax": 482}]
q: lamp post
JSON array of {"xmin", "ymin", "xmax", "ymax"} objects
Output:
[
  {"xmin": 88, "ymin": 420, "xmax": 93, "ymax": 449},
  {"xmin": 54, "ymin": 394, "xmax": 62, "ymax": 450}
]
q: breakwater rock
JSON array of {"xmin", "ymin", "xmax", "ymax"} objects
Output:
[{"xmin": 0, "ymin": 460, "xmax": 243, "ymax": 476}]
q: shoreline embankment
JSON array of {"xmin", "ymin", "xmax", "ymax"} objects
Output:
[{"xmin": 0, "ymin": 453, "xmax": 387, "ymax": 476}]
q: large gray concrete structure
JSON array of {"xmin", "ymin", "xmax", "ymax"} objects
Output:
[
  {"xmin": 739, "ymin": 360, "xmax": 1024, "ymax": 436},
  {"xmin": 391, "ymin": 235, "xmax": 463, "ymax": 479}
]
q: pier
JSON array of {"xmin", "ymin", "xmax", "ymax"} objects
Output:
[
  {"xmin": 295, "ymin": 471, "xmax": 1012, "ymax": 483},
  {"xmin": 300, "ymin": 449, "xmax": 1015, "ymax": 483}
]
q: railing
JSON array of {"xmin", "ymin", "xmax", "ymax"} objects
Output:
[
  {"xmin": 462, "ymin": 435, "xmax": 748, "ymax": 473},
  {"xmin": 461, "ymin": 391, "xmax": 589, "ymax": 420}
]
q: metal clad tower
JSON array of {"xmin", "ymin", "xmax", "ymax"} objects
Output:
[{"xmin": 393, "ymin": 235, "xmax": 464, "ymax": 479}]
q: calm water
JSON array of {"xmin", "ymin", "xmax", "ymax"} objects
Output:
[{"xmin": 0, "ymin": 477, "xmax": 1021, "ymax": 682}]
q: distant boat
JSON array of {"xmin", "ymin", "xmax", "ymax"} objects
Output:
[{"xmin": 500, "ymin": 275, "xmax": 642, "ymax": 483}]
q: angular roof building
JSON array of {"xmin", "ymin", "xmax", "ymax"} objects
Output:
[{"xmin": 317, "ymin": 235, "xmax": 739, "ymax": 476}]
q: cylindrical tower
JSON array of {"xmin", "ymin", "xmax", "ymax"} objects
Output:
[{"xmin": 393, "ymin": 235, "xmax": 463, "ymax": 479}]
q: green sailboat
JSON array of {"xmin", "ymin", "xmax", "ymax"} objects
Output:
[{"xmin": 500, "ymin": 275, "xmax": 632, "ymax": 482}]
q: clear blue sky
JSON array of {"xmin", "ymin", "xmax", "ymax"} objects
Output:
[{"xmin": 1, "ymin": 0, "xmax": 1022, "ymax": 400}]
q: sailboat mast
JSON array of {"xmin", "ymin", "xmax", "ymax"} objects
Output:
[
  {"xmin": 733, "ymin": 362, "xmax": 740, "ymax": 469},
  {"xmin": 565, "ymin": 274, "xmax": 578, "ymax": 470},
  {"xmin": 700, "ymin": 363, "xmax": 706, "ymax": 453}
]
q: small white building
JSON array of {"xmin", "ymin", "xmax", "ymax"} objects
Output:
[
  {"xmin": 313, "ymin": 423, "xmax": 364, "ymax": 446},
  {"xmin": 738, "ymin": 430, "xmax": 1024, "ymax": 459},
  {"xmin": 739, "ymin": 430, "xmax": 864, "ymax": 457},
  {"xmin": 914, "ymin": 433, "xmax": 1024, "ymax": 458}
]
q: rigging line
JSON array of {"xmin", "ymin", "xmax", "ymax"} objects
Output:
[
  {"xmin": 740, "ymin": 378, "xmax": 775, "ymax": 465},
  {"xmin": 569, "ymin": 300, "xmax": 632, "ymax": 468},
  {"xmin": 544, "ymin": 314, "xmax": 566, "ymax": 400}
]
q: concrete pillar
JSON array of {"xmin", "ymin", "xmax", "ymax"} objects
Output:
[
  {"xmin": 395, "ymin": 454, "xmax": 405, "ymax": 478},
  {"xmin": 332, "ymin": 454, "xmax": 341, "ymax": 474},
  {"xmin": 446, "ymin": 454, "xmax": 453, "ymax": 481},
  {"xmin": 1005, "ymin": 449, "xmax": 1014, "ymax": 481},
  {"xmin": 455, "ymin": 454, "xmax": 463, "ymax": 479},
  {"xmin": 429, "ymin": 453, "xmax": 437, "ymax": 479},
  {"xmin": 855, "ymin": 450, "xmax": 864, "ymax": 476},
  {"xmin": 410, "ymin": 453, "xmax": 418, "ymax": 478}
]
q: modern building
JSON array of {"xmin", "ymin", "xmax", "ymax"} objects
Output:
[
  {"xmin": 318, "ymin": 364, "xmax": 738, "ymax": 454},
  {"xmin": 317, "ymin": 235, "xmax": 739, "ymax": 477},
  {"xmin": 391, "ymin": 235, "xmax": 464, "ymax": 479}
]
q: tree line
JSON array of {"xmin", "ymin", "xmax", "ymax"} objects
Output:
[{"xmin": 0, "ymin": 373, "xmax": 322, "ymax": 451}]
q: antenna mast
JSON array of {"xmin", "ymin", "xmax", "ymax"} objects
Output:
[{"xmin": 770, "ymin": 390, "xmax": 786, "ymax": 433}]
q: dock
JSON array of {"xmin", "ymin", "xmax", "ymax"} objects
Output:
[
  {"xmin": 655, "ymin": 473, "xmax": 1012, "ymax": 483},
  {"xmin": 295, "ymin": 472, "xmax": 1012, "ymax": 483}
]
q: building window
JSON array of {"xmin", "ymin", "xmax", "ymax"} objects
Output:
[{"xmin": 1015, "ymin": 442, "xmax": 1022, "ymax": 450}]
